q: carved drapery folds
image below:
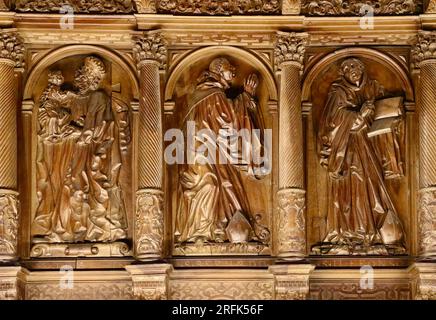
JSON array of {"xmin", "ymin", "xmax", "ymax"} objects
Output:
[
  {"xmin": 0, "ymin": 29, "xmax": 23, "ymax": 261},
  {"xmin": 15, "ymin": 0, "xmax": 136, "ymax": 13},
  {"xmin": 275, "ymin": 31, "xmax": 307, "ymax": 259},
  {"xmin": 133, "ymin": 31, "xmax": 167, "ymax": 260},
  {"xmin": 413, "ymin": 31, "xmax": 436, "ymax": 259},
  {"xmin": 301, "ymin": 0, "xmax": 422, "ymax": 16}
]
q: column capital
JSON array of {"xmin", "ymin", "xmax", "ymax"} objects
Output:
[
  {"xmin": 0, "ymin": 29, "xmax": 24, "ymax": 68},
  {"xmin": 133, "ymin": 30, "xmax": 167, "ymax": 70},
  {"xmin": 274, "ymin": 31, "xmax": 308, "ymax": 71},
  {"xmin": 426, "ymin": 0, "xmax": 436, "ymax": 13},
  {"xmin": 412, "ymin": 31, "xmax": 436, "ymax": 68}
]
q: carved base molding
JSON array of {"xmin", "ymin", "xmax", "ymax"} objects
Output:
[
  {"xmin": 309, "ymin": 267, "xmax": 416, "ymax": 300},
  {"xmin": 0, "ymin": 267, "xmax": 21, "ymax": 300},
  {"xmin": 3, "ymin": 263, "xmax": 434, "ymax": 300},
  {"xmin": 411, "ymin": 263, "xmax": 436, "ymax": 300},
  {"xmin": 30, "ymin": 242, "xmax": 131, "ymax": 258},
  {"xmin": 17, "ymin": 268, "xmax": 133, "ymax": 300}
]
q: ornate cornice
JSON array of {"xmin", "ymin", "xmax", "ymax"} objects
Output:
[
  {"xmin": 301, "ymin": 0, "xmax": 422, "ymax": 16},
  {"xmin": 412, "ymin": 31, "xmax": 436, "ymax": 67},
  {"xmin": 275, "ymin": 31, "xmax": 308, "ymax": 71},
  {"xmin": 156, "ymin": 0, "xmax": 281, "ymax": 15},
  {"xmin": 133, "ymin": 31, "xmax": 167, "ymax": 69},
  {"xmin": 15, "ymin": 0, "xmax": 136, "ymax": 13},
  {"xmin": 0, "ymin": 29, "xmax": 24, "ymax": 68}
]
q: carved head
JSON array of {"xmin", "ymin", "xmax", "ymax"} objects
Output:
[
  {"xmin": 209, "ymin": 57, "xmax": 236, "ymax": 83},
  {"xmin": 74, "ymin": 56, "xmax": 106, "ymax": 94},
  {"xmin": 340, "ymin": 58, "xmax": 366, "ymax": 87},
  {"xmin": 47, "ymin": 70, "xmax": 64, "ymax": 86}
]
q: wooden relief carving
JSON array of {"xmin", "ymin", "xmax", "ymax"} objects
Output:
[
  {"xmin": 301, "ymin": 0, "xmax": 422, "ymax": 16},
  {"xmin": 418, "ymin": 188, "xmax": 436, "ymax": 257},
  {"xmin": 156, "ymin": 0, "xmax": 281, "ymax": 15},
  {"xmin": 15, "ymin": 0, "xmax": 136, "ymax": 13},
  {"xmin": 31, "ymin": 56, "xmax": 131, "ymax": 245},
  {"xmin": 312, "ymin": 58, "xmax": 406, "ymax": 255},
  {"xmin": 173, "ymin": 57, "xmax": 271, "ymax": 255},
  {"xmin": 0, "ymin": 194, "xmax": 18, "ymax": 258}
]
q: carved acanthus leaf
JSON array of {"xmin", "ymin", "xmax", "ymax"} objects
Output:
[
  {"xmin": 282, "ymin": 0, "xmax": 301, "ymax": 14},
  {"xmin": 412, "ymin": 31, "xmax": 436, "ymax": 67},
  {"xmin": 156, "ymin": 0, "xmax": 281, "ymax": 15},
  {"xmin": 427, "ymin": 0, "xmax": 436, "ymax": 13},
  {"xmin": 133, "ymin": 31, "xmax": 167, "ymax": 69},
  {"xmin": 0, "ymin": 30, "xmax": 24, "ymax": 68},
  {"xmin": 275, "ymin": 32, "xmax": 308, "ymax": 71},
  {"xmin": 15, "ymin": 0, "xmax": 136, "ymax": 13},
  {"xmin": 301, "ymin": 0, "xmax": 422, "ymax": 16},
  {"xmin": 134, "ymin": 0, "xmax": 156, "ymax": 13}
]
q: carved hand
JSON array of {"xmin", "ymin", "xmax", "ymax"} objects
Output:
[
  {"xmin": 244, "ymin": 73, "xmax": 259, "ymax": 97},
  {"xmin": 361, "ymin": 100, "xmax": 375, "ymax": 118}
]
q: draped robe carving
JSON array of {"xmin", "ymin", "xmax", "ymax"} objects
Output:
[
  {"xmin": 174, "ymin": 57, "xmax": 270, "ymax": 245},
  {"xmin": 32, "ymin": 56, "xmax": 130, "ymax": 243},
  {"xmin": 314, "ymin": 58, "xmax": 406, "ymax": 255}
]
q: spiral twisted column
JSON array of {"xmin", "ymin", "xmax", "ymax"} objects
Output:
[
  {"xmin": 0, "ymin": 29, "xmax": 24, "ymax": 261},
  {"xmin": 133, "ymin": 30, "xmax": 167, "ymax": 261},
  {"xmin": 412, "ymin": 31, "xmax": 436, "ymax": 259},
  {"xmin": 274, "ymin": 32, "xmax": 308, "ymax": 259}
]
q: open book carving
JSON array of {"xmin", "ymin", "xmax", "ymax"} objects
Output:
[{"xmin": 367, "ymin": 96, "xmax": 403, "ymax": 138}]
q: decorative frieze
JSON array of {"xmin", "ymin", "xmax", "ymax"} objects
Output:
[
  {"xmin": 15, "ymin": 0, "xmax": 136, "ymax": 13},
  {"xmin": 301, "ymin": 0, "xmax": 422, "ymax": 16},
  {"xmin": 156, "ymin": 0, "xmax": 281, "ymax": 15}
]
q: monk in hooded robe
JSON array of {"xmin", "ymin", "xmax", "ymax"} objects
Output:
[
  {"xmin": 316, "ymin": 58, "xmax": 406, "ymax": 255},
  {"xmin": 175, "ymin": 57, "xmax": 268, "ymax": 244}
]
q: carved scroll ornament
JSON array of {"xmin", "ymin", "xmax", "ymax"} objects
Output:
[
  {"xmin": 301, "ymin": 0, "xmax": 422, "ymax": 16},
  {"xmin": 15, "ymin": 0, "xmax": 136, "ymax": 13},
  {"xmin": 156, "ymin": 0, "xmax": 281, "ymax": 15}
]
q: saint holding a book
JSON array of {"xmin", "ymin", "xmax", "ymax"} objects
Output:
[{"xmin": 314, "ymin": 58, "xmax": 406, "ymax": 255}]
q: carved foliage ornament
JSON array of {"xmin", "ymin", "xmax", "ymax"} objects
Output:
[
  {"xmin": 133, "ymin": 32, "xmax": 167, "ymax": 69},
  {"xmin": 156, "ymin": 0, "xmax": 281, "ymax": 15},
  {"xmin": 0, "ymin": 194, "xmax": 19, "ymax": 257},
  {"xmin": 0, "ymin": 30, "xmax": 24, "ymax": 68},
  {"xmin": 277, "ymin": 189, "xmax": 306, "ymax": 254},
  {"xmin": 418, "ymin": 188, "xmax": 436, "ymax": 257},
  {"xmin": 15, "ymin": 0, "xmax": 136, "ymax": 13},
  {"xmin": 301, "ymin": 0, "xmax": 422, "ymax": 16},
  {"xmin": 412, "ymin": 31, "xmax": 436, "ymax": 66},
  {"xmin": 135, "ymin": 191, "xmax": 164, "ymax": 257},
  {"xmin": 274, "ymin": 32, "xmax": 307, "ymax": 71}
]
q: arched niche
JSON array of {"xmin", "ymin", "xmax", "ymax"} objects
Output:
[
  {"xmin": 20, "ymin": 45, "xmax": 139, "ymax": 258},
  {"xmin": 163, "ymin": 46, "xmax": 277, "ymax": 256},
  {"xmin": 301, "ymin": 47, "xmax": 416, "ymax": 256}
]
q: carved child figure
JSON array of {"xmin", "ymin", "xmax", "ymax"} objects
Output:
[{"xmin": 39, "ymin": 70, "xmax": 73, "ymax": 142}]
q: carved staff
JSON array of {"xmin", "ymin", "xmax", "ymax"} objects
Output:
[
  {"xmin": 133, "ymin": 30, "xmax": 167, "ymax": 261},
  {"xmin": 412, "ymin": 31, "xmax": 436, "ymax": 259},
  {"xmin": 0, "ymin": 29, "xmax": 24, "ymax": 261},
  {"xmin": 274, "ymin": 32, "xmax": 308, "ymax": 259}
]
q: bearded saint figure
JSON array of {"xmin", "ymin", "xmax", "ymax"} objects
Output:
[
  {"xmin": 174, "ymin": 57, "xmax": 270, "ymax": 245},
  {"xmin": 314, "ymin": 58, "xmax": 406, "ymax": 255}
]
